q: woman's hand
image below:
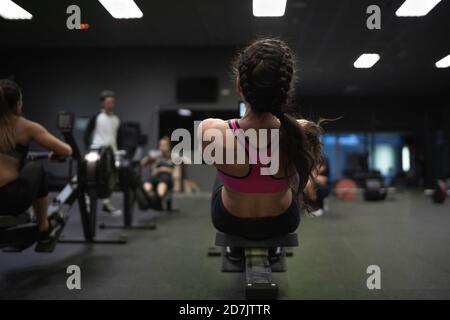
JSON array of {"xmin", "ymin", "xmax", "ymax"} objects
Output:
[
  {"xmin": 140, "ymin": 155, "xmax": 156, "ymax": 167},
  {"xmin": 140, "ymin": 157, "xmax": 149, "ymax": 167}
]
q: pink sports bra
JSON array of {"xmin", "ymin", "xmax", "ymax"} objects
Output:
[{"xmin": 217, "ymin": 119, "xmax": 297, "ymax": 193}]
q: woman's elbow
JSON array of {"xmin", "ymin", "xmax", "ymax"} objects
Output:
[{"xmin": 64, "ymin": 144, "xmax": 73, "ymax": 156}]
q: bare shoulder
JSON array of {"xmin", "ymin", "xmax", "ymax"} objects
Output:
[
  {"xmin": 21, "ymin": 117, "xmax": 45, "ymax": 134},
  {"xmin": 199, "ymin": 118, "xmax": 230, "ymax": 148},
  {"xmin": 199, "ymin": 118, "xmax": 227, "ymax": 132},
  {"xmin": 13, "ymin": 117, "xmax": 44, "ymax": 142}
]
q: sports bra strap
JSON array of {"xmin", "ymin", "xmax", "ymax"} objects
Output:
[{"xmin": 228, "ymin": 119, "xmax": 259, "ymax": 164}]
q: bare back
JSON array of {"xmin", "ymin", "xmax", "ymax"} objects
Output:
[
  {"xmin": 201, "ymin": 115, "xmax": 297, "ymax": 218},
  {"xmin": 0, "ymin": 117, "xmax": 72, "ymax": 187}
]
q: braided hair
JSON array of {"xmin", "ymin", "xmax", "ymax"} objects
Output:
[{"xmin": 234, "ymin": 38, "xmax": 323, "ymax": 194}]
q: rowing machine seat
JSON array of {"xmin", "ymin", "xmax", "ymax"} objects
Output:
[
  {"xmin": 0, "ymin": 211, "xmax": 38, "ymax": 251},
  {"xmin": 0, "ymin": 212, "xmax": 32, "ymax": 228},
  {"xmin": 213, "ymin": 232, "xmax": 299, "ymax": 300}
]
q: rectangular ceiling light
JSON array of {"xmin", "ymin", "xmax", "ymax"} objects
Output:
[
  {"xmin": 353, "ymin": 53, "xmax": 380, "ymax": 69},
  {"xmin": 435, "ymin": 54, "xmax": 450, "ymax": 68},
  {"xmin": 395, "ymin": 0, "xmax": 442, "ymax": 17},
  {"xmin": 0, "ymin": 0, "xmax": 32, "ymax": 20},
  {"xmin": 253, "ymin": 0, "xmax": 287, "ymax": 17},
  {"xmin": 98, "ymin": 0, "xmax": 143, "ymax": 19}
]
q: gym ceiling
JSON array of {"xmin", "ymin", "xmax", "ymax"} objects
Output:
[{"xmin": 0, "ymin": 0, "xmax": 449, "ymax": 96}]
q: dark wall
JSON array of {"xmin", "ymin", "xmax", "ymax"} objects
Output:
[
  {"xmin": 2, "ymin": 47, "xmax": 448, "ymax": 188},
  {"xmin": 1, "ymin": 47, "xmax": 240, "ymax": 149}
]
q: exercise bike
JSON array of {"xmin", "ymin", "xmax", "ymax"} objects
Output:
[{"xmin": 0, "ymin": 111, "xmax": 126, "ymax": 253}]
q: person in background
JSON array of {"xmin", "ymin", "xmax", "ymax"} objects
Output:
[
  {"xmin": 305, "ymin": 159, "xmax": 330, "ymax": 217},
  {"xmin": 140, "ymin": 136, "xmax": 182, "ymax": 210},
  {"xmin": 85, "ymin": 90, "xmax": 122, "ymax": 216}
]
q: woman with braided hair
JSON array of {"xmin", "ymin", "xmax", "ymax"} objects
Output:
[{"xmin": 199, "ymin": 38, "xmax": 323, "ymax": 256}]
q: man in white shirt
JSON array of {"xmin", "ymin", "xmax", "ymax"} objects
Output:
[{"xmin": 90, "ymin": 90, "xmax": 122, "ymax": 216}]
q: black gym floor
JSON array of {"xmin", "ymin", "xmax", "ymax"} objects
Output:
[{"xmin": 1, "ymin": 191, "xmax": 449, "ymax": 300}]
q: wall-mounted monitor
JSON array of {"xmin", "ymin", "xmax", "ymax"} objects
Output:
[{"xmin": 239, "ymin": 101, "xmax": 246, "ymax": 117}]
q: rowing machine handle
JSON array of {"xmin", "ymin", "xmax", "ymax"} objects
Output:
[{"xmin": 27, "ymin": 152, "xmax": 67, "ymax": 162}]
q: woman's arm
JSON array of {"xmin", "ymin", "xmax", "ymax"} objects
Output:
[
  {"xmin": 296, "ymin": 118, "xmax": 324, "ymax": 172},
  {"xmin": 198, "ymin": 118, "xmax": 227, "ymax": 162},
  {"xmin": 316, "ymin": 164, "xmax": 328, "ymax": 185},
  {"xmin": 27, "ymin": 120, "xmax": 72, "ymax": 156},
  {"xmin": 305, "ymin": 177, "xmax": 317, "ymax": 202},
  {"xmin": 140, "ymin": 155, "xmax": 155, "ymax": 167}
]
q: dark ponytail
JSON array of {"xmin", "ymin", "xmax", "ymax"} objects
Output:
[
  {"xmin": 0, "ymin": 79, "xmax": 21, "ymax": 152},
  {"xmin": 234, "ymin": 38, "xmax": 323, "ymax": 194}
]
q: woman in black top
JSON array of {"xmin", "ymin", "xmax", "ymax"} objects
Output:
[
  {"xmin": 0, "ymin": 79, "xmax": 72, "ymax": 243},
  {"xmin": 140, "ymin": 136, "xmax": 181, "ymax": 209}
]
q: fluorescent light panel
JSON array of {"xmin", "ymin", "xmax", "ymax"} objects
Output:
[
  {"xmin": 395, "ymin": 0, "xmax": 441, "ymax": 17},
  {"xmin": 0, "ymin": 0, "xmax": 32, "ymax": 20},
  {"xmin": 98, "ymin": 0, "xmax": 143, "ymax": 19},
  {"xmin": 402, "ymin": 146, "xmax": 411, "ymax": 172},
  {"xmin": 353, "ymin": 54, "xmax": 380, "ymax": 69},
  {"xmin": 178, "ymin": 108, "xmax": 192, "ymax": 117},
  {"xmin": 435, "ymin": 55, "xmax": 450, "ymax": 68},
  {"xmin": 253, "ymin": 0, "xmax": 287, "ymax": 17}
]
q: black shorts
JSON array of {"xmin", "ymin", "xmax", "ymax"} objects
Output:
[
  {"xmin": 211, "ymin": 182, "xmax": 300, "ymax": 240},
  {"xmin": 0, "ymin": 162, "xmax": 49, "ymax": 216},
  {"xmin": 148, "ymin": 172, "xmax": 173, "ymax": 190}
]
